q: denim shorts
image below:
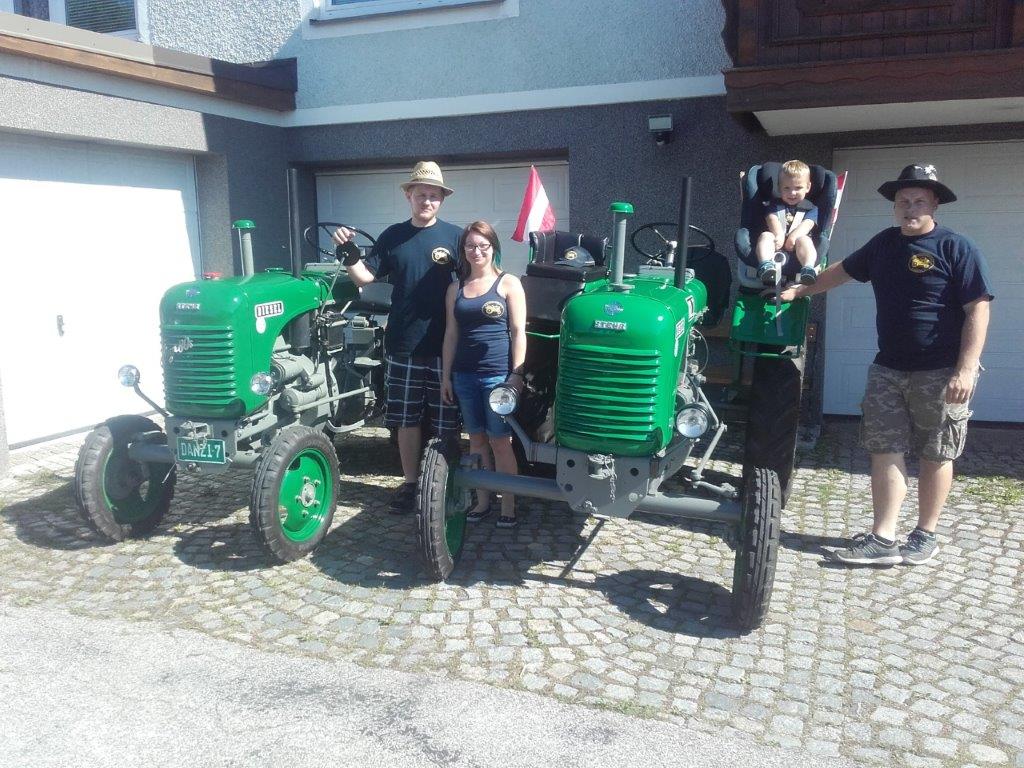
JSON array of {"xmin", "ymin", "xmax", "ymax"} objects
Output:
[{"xmin": 452, "ymin": 371, "xmax": 511, "ymax": 438}]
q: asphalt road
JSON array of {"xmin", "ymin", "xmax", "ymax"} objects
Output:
[{"xmin": 0, "ymin": 604, "xmax": 855, "ymax": 768}]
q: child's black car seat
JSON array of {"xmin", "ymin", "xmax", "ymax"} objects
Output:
[{"xmin": 735, "ymin": 162, "xmax": 839, "ymax": 280}]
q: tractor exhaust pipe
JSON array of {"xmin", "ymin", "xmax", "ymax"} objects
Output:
[
  {"xmin": 287, "ymin": 167, "xmax": 311, "ymax": 351},
  {"xmin": 674, "ymin": 176, "xmax": 692, "ymax": 290}
]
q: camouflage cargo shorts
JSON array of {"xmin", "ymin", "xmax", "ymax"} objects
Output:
[{"xmin": 860, "ymin": 363, "xmax": 974, "ymax": 462}]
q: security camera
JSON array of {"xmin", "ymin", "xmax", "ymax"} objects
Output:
[{"xmin": 648, "ymin": 115, "xmax": 673, "ymax": 146}]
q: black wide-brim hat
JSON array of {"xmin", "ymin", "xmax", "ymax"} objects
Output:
[{"xmin": 878, "ymin": 164, "xmax": 957, "ymax": 204}]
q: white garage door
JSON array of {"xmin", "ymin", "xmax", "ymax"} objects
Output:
[
  {"xmin": 0, "ymin": 133, "xmax": 200, "ymax": 446},
  {"xmin": 826, "ymin": 143, "xmax": 1023, "ymax": 422},
  {"xmin": 315, "ymin": 162, "xmax": 569, "ymax": 278}
]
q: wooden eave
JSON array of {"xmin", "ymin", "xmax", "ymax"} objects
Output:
[
  {"xmin": 724, "ymin": 48, "xmax": 1024, "ymax": 113},
  {"xmin": 0, "ymin": 31, "xmax": 296, "ymax": 112}
]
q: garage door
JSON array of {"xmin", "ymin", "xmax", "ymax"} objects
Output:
[
  {"xmin": 315, "ymin": 162, "xmax": 569, "ymax": 279},
  {"xmin": 826, "ymin": 143, "xmax": 1023, "ymax": 422},
  {"xmin": 0, "ymin": 133, "xmax": 200, "ymax": 446}
]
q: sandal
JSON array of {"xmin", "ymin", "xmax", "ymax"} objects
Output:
[
  {"xmin": 496, "ymin": 515, "xmax": 518, "ymax": 529},
  {"xmin": 466, "ymin": 506, "xmax": 490, "ymax": 523}
]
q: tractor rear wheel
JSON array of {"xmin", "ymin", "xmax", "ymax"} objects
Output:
[
  {"xmin": 744, "ymin": 353, "xmax": 803, "ymax": 507},
  {"xmin": 731, "ymin": 466, "xmax": 782, "ymax": 631},
  {"xmin": 416, "ymin": 437, "xmax": 469, "ymax": 581},
  {"xmin": 250, "ymin": 426, "xmax": 339, "ymax": 563},
  {"xmin": 74, "ymin": 415, "xmax": 175, "ymax": 541}
]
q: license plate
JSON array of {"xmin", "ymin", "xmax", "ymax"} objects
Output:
[{"xmin": 176, "ymin": 437, "xmax": 226, "ymax": 464}]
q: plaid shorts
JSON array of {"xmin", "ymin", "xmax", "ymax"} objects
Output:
[
  {"xmin": 384, "ymin": 355, "xmax": 459, "ymax": 437},
  {"xmin": 860, "ymin": 364, "xmax": 975, "ymax": 462}
]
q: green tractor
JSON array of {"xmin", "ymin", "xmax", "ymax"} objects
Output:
[
  {"xmin": 415, "ymin": 174, "xmax": 832, "ymax": 631},
  {"xmin": 74, "ymin": 172, "xmax": 387, "ymax": 563}
]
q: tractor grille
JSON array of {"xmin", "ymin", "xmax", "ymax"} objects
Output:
[
  {"xmin": 555, "ymin": 344, "xmax": 661, "ymax": 448},
  {"xmin": 161, "ymin": 326, "xmax": 239, "ymax": 413}
]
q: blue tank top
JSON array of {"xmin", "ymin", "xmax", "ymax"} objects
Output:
[{"xmin": 453, "ymin": 273, "xmax": 511, "ymax": 376}]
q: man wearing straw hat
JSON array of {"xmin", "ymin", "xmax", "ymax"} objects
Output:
[
  {"xmin": 333, "ymin": 161, "xmax": 461, "ymax": 513},
  {"xmin": 779, "ymin": 164, "xmax": 993, "ymax": 566}
]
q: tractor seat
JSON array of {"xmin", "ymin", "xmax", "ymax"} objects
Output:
[
  {"xmin": 347, "ymin": 281, "xmax": 392, "ymax": 314},
  {"xmin": 524, "ymin": 230, "xmax": 608, "ymax": 282}
]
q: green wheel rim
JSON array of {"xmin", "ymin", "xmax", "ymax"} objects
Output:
[
  {"xmin": 443, "ymin": 467, "xmax": 466, "ymax": 555},
  {"xmin": 102, "ymin": 450, "xmax": 171, "ymax": 525},
  {"xmin": 277, "ymin": 448, "xmax": 333, "ymax": 543}
]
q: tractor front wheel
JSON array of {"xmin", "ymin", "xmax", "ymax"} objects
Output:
[
  {"xmin": 74, "ymin": 415, "xmax": 176, "ymax": 541},
  {"xmin": 731, "ymin": 466, "xmax": 782, "ymax": 631},
  {"xmin": 416, "ymin": 437, "xmax": 469, "ymax": 581},
  {"xmin": 744, "ymin": 354, "xmax": 803, "ymax": 507},
  {"xmin": 250, "ymin": 426, "xmax": 339, "ymax": 563}
]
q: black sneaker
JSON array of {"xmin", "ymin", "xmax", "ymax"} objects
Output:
[
  {"xmin": 757, "ymin": 261, "xmax": 777, "ymax": 286},
  {"xmin": 829, "ymin": 532, "xmax": 902, "ymax": 565},
  {"xmin": 388, "ymin": 482, "xmax": 417, "ymax": 514},
  {"xmin": 900, "ymin": 528, "xmax": 940, "ymax": 565},
  {"xmin": 798, "ymin": 266, "xmax": 817, "ymax": 285}
]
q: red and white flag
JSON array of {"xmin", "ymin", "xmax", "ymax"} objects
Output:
[
  {"xmin": 511, "ymin": 165, "xmax": 556, "ymax": 242},
  {"xmin": 830, "ymin": 170, "xmax": 848, "ymax": 228}
]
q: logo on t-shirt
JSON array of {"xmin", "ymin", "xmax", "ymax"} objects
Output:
[
  {"xmin": 908, "ymin": 252, "xmax": 935, "ymax": 274},
  {"xmin": 482, "ymin": 301, "xmax": 504, "ymax": 318},
  {"xmin": 431, "ymin": 247, "xmax": 452, "ymax": 265}
]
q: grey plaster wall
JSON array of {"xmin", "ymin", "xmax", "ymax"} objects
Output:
[
  {"xmin": 148, "ymin": 0, "xmax": 730, "ymax": 110},
  {"xmin": 288, "ymin": 97, "xmax": 830, "ymax": 264}
]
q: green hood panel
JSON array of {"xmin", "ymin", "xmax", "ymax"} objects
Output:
[
  {"xmin": 555, "ymin": 276, "xmax": 709, "ymax": 456},
  {"xmin": 159, "ymin": 273, "xmax": 329, "ymax": 419}
]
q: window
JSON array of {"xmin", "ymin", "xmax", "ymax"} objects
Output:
[
  {"xmin": 10, "ymin": 0, "xmax": 141, "ymax": 38},
  {"xmin": 319, "ymin": 0, "xmax": 498, "ymax": 22}
]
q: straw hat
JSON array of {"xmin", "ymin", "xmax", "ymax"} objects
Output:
[
  {"xmin": 878, "ymin": 164, "xmax": 956, "ymax": 204},
  {"xmin": 399, "ymin": 161, "xmax": 454, "ymax": 196}
]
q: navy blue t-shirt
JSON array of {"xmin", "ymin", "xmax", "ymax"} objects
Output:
[
  {"xmin": 453, "ymin": 273, "xmax": 511, "ymax": 376},
  {"xmin": 363, "ymin": 219, "xmax": 461, "ymax": 357},
  {"xmin": 842, "ymin": 225, "xmax": 993, "ymax": 371}
]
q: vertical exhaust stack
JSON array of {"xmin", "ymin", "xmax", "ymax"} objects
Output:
[
  {"xmin": 287, "ymin": 167, "xmax": 311, "ymax": 351},
  {"xmin": 674, "ymin": 176, "xmax": 692, "ymax": 290},
  {"xmin": 609, "ymin": 201, "xmax": 635, "ymax": 292}
]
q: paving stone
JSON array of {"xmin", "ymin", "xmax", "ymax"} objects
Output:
[{"xmin": 3, "ymin": 423, "xmax": 1022, "ymax": 768}]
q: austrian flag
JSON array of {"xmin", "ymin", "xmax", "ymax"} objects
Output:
[{"xmin": 511, "ymin": 166, "xmax": 556, "ymax": 242}]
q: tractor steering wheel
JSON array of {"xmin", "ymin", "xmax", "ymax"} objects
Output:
[
  {"xmin": 631, "ymin": 222, "xmax": 716, "ymax": 264},
  {"xmin": 303, "ymin": 222, "xmax": 377, "ymax": 262}
]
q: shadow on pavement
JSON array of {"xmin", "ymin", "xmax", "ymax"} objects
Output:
[{"xmin": 0, "ymin": 480, "xmax": 112, "ymax": 551}]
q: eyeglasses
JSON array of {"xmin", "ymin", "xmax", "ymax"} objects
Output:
[{"xmin": 464, "ymin": 243, "xmax": 493, "ymax": 253}]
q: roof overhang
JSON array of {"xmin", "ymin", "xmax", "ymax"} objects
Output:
[
  {"xmin": 0, "ymin": 13, "xmax": 296, "ymax": 111},
  {"xmin": 725, "ymin": 48, "xmax": 1024, "ymax": 136}
]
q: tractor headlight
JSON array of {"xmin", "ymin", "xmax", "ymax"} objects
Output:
[
  {"xmin": 250, "ymin": 372, "xmax": 274, "ymax": 396},
  {"xmin": 675, "ymin": 403, "xmax": 711, "ymax": 439},
  {"xmin": 118, "ymin": 365, "xmax": 140, "ymax": 388},
  {"xmin": 488, "ymin": 385, "xmax": 518, "ymax": 416}
]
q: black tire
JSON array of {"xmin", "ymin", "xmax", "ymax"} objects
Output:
[
  {"xmin": 744, "ymin": 353, "xmax": 803, "ymax": 508},
  {"xmin": 250, "ymin": 426, "xmax": 340, "ymax": 563},
  {"xmin": 416, "ymin": 437, "xmax": 468, "ymax": 581},
  {"xmin": 731, "ymin": 466, "xmax": 782, "ymax": 631},
  {"xmin": 74, "ymin": 415, "xmax": 175, "ymax": 542}
]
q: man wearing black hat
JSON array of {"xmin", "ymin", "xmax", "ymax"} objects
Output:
[{"xmin": 779, "ymin": 164, "xmax": 993, "ymax": 566}]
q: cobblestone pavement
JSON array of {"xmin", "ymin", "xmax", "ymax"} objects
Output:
[{"xmin": 1, "ymin": 421, "xmax": 1021, "ymax": 767}]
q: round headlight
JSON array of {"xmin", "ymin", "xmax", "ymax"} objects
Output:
[
  {"xmin": 250, "ymin": 372, "xmax": 274, "ymax": 396},
  {"xmin": 488, "ymin": 385, "xmax": 518, "ymax": 416},
  {"xmin": 675, "ymin": 404, "xmax": 710, "ymax": 439},
  {"xmin": 118, "ymin": 365, "xmax": 140, "ymax": 388}
]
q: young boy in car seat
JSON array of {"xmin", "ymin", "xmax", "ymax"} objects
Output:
[{"xmin": 756, "ymin": 159, "xmax": 819, "ymax": 286}]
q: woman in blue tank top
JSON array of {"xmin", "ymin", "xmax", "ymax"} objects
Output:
[{"xmin": 441, "ymin": 220, "xmax": 527, "ymax": 527}]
